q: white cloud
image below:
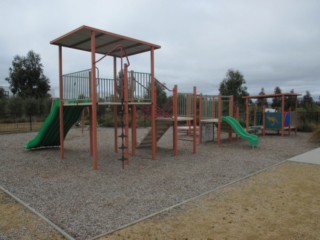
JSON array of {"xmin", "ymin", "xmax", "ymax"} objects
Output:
[{"xmin": 0, "ymin": 0, "xmax": 319, "ymax": 99}]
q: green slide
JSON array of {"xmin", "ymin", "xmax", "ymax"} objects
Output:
[
  {"xmin": 25, "ymin": 99, "xmax": 85, "ymax": 149},
  {"xmin": 222, "ymin": 116, "xmax": 259, "ymax": 147}
]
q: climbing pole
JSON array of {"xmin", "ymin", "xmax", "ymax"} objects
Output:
[{"xmin": 118, "ymin": 64, "xmax": 130, "ymax": 169}]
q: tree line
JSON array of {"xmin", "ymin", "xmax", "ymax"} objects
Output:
[
  {"xmin": 218, "ymin": 69, "xmax": 318, "ymax": 112},
  {"xmin": 1, "ymin": 50, "xmax": 318, "ymax": 115}
]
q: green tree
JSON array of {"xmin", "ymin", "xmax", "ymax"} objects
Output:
[
  {"xmin": 219, "ymin": 69, "xmax": 249, "ymax": 109},
  {"xmin": 271, "ymin": 86, "xmax": 282, "ymax": 110},
  {"xmin": 285, "ymin": 89, "xmax": 296, "ymax": 110},
  {"xmin": 155, "ymin": 80, "xmax": 168, "ymax": 108},
  {"xmin": 7, "ymin": 97, "xmax": 23, "ymax": 120},
  {"xmin": 256, "ymin": 87, "xmax": 266, "ymax": 108},
  {"xmin": 6, "ymin": 50, "xmax": 50, "ymax": 98},
  {"xmin": 301, "ymin": 90, "xmax": 314, "ymax": 110},
  {"xmin": 0, "ymin": 87, "xmax": 7, "ymax": 99},
  {"xmin": 24, "ymin": 97, "xmax": 39, "ymax": 130},
  {"xmin": 0, "ymin": 99, "xmax": 8, "ymax": 119}
]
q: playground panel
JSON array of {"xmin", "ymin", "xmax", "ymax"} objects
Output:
[{"xmin": 265, "ymin": 112, "xmax": 282, "ymax": 129}]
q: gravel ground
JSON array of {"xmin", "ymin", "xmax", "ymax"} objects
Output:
[{"xmin": 0, "ymin": 127, "xmax": 317, "ymax": 240}]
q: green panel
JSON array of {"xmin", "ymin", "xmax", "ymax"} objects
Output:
[
  {"xmin": 265, "ymin": 112, "xmax": 282, "ymax": 129},
  {"xmin": 222, "ymin": 116, "xmax": 259, "ymax": 147},
  {"xmin": 25, "ymin": 99, "xmax": 85, "ymax": 149}
]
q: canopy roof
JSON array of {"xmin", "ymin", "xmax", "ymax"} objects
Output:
[
  {"xmin": 50, "ymin": 25, "xmax": 161, "ymax": 57},
  {"xmin": 243, "ymin": 93, "xmax": 301, "ymax": 99}
]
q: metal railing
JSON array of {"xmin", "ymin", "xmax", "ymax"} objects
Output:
[{"xmin": 62, "ymin": 69, "xmax": 151, "ymax": 103}]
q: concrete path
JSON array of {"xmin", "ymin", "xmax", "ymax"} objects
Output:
[{"xmin": 288, "ymin": 147, "xmax": 320, "ymax": 165}]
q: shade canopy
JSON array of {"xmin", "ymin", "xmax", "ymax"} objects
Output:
[{"xmin": 50, "ymin": 25, "xmax": 161, "ymax": 57}]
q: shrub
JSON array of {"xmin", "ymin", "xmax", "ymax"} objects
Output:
[{"xmin": 309, "ymin": 125, "xmax": 320, "ymax": 143}]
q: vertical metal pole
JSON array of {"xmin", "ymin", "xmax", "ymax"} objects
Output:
[
  {"xmin": 123, "ymin": 64, "xmax": 129, "ymax": 164},
  {"xmin": 229, "ymin": 95, "xmax": 234, "ymax": 117},
  {"xmin": 58, "ymin": 46, "xmax": 64, "ymax": 159},
  {"xmin": 193, "ymin": 86, "xmax": 197, "ymax": 154},
  {"xmin": 89, "ymin": 71, "xmax": 93, "ymax": 156},
  {"xmin": 295, "ymin": 96, "xmax": 298, "ymax": 134},
  {"xmin": 217, "ymin": 95, "xmax": 222, "ymax": 144},
  {"xmin": 151, "ymin": 47, "xmax": 156, "ymax": 160},
  {"xmin": 124, "ymin": 64, "xmax": 129, "ymax": 164},
  {"xmin": 236, "ymin": 106, "xmax": 240, "ymax": 140},
  {"xmin": 289, "ymin": 107, "xmax": 292, "ymax": 135},
  {"xmin": 187, "ymin": 94, "xmax": 191, "ymax": 135},
  {"xmin": 246, "ymin": 98, "xmax": 249, "ymax": 130},
  {"xmin": 131, "ymin": 104, "xmax": 137, "ymax": 156},
  {"xmin": 89, "ymin": 114, "xmax": 93, "ymax": 155},
  {"xmin": 113, "ymin": 57, "xmax": 118, "ymax": 153},
  {"xmin": 91, "ymin": 31, "xmax": 98, "ymax": 170},
  {"xmin": 199, "ymin": 95, "xmax": 202, "ymax": 144},
  {"xmin": 228, "ymin": 96, "xmax": 233, "ymax": 142},
  {"xmin": 281, "ymin": 94, "xmax": 285, "ymax": 137},
  {"xmin": 254, "ymin": 105, "xmax": 257, "ymax": 126},
  {"xmin": 173, "ymin": 85, "xmax": 178, "ymax": 156},
  {"xmin": 81, "ymin": 109, "xmax": 85, "ymax": 135},
  {"xmin": 262, "ymin": 105, "xmax": 266, "ymax": 136},
  {"xmin": 213, "ymin": 96, "xmax": 216, "ymax": 118}
]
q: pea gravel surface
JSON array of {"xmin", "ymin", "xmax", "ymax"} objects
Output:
[{"xmin": 0, "ymin": 127, "xmax": 317, "ymax": 240}]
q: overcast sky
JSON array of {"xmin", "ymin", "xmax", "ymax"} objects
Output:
[{"xmin": 1, "ymin": 0, "xmax": 319, "ymax": 99}]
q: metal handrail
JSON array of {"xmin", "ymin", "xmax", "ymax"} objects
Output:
[{"xmin": 155, "ymin": 78, "xmax": 173, "ymax": 92}]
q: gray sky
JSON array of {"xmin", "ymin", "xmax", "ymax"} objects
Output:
[{"xmin": 1, "ymin": 0, "xmax": 319, "ymax": 99}]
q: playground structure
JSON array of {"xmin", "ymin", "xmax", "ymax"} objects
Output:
[
  {"xmin": 198, "ymin": 95, "xmax": 258, "ymax": 147},
  {"xmin": 199, "ymin": 95, "xmax": 234, "ymax": 144},
  {"xmin": 243, "ymin": 93, "xmax": 301, "ymax": 136},
  {"xmin": 25, "ymin": 25, "xmax": 259, "ymax": 170},
  {"xmin": 48, "ymin": 25, "xmax": 163, "ymax": 170}
]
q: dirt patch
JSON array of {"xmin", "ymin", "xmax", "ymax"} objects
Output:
[
  {"xmin": 0, "ymin": 190, "xmax": 66, "ymax": 240},
  {"xmin": 100, "ymin": 162, "xmax": 320, "ymax": 240}
]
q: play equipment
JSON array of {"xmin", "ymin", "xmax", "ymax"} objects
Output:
[
  {"xmin": 25, "ymin": 99, "xmax": 86, "ymax": 149},
  {"xmin": 199, "ymin": 95, "xmax": 236, "ymax": 144},
  {"xmin": 222, "ymin": 116, "xmax": 259, "ymax": 147},
  {"xmin": 138, "ymin": 85, "xmax": 197, "ymax": 156},
  {"xmin": 30, "ymin": 25, "xmax": 162, "ymax": 170},
  {"xmin": 243, "ymin": 93, "xmax": 300, "ymax": 136},
  {"xmin": 29, "ymin": 25, "xmax": 198, "ymax": 170},
  {"xmin": 26, "ymin": 25, "xmax": 257, "ymax": 171}
]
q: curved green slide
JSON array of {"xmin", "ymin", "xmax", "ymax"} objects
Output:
[
  {"xmin": 25, "ymin": 99, "xmax": 85, "ymax": 149},
  {"xmin": 222, "ymin": 116, "xmax": 259, "ymax": 147}
]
